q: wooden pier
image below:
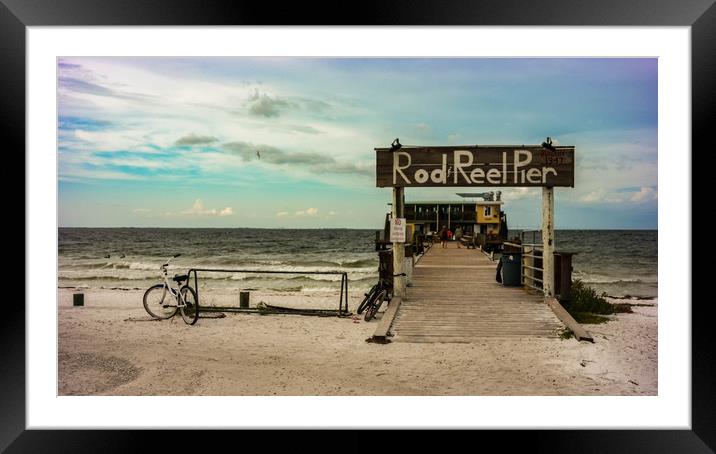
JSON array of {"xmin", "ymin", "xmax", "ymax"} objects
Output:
[{"xmin": 389, "ymin": 245, "xmax": 564, "ymax": 343}]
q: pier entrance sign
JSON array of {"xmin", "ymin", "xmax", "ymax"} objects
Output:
[
  {"xmin": 375, "ymin": 143, "xmax": 575, "ymax": 301},
  {"xmin": 375, "ymin": 146, "xmax": 574, "ymax": 187}
]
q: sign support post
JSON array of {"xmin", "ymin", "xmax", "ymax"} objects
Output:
[
  {"xmin": 541, "ymin": 186, "xmax": 555, "ymax": 297},
  {"xmin": 392, "ymin": 186, "xmax": 406, "ymax": 297}
]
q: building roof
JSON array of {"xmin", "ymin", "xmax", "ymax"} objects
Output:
[{"xmin": 405, "ymin": 200, "xmax": 504, "ymax": 205}]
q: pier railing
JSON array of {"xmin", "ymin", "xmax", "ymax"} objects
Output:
[
  {"xmin": 506, "ymin": 230, "xmax": 574, "ymax": 300},
  {"xmin": 186, "ymin": 267, "xmax": 350, "ymax": 316}
]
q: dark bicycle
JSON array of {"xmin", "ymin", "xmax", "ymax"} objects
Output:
[{"xmin": 358, "ymin": 273, "xmax": 406, "ymax": 322}]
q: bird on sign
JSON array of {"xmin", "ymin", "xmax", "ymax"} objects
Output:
[
  {"xmin": 541, "ymin": 137, "xmax": 556, "ymax": 151},
  {"xmin": 389, "ymin": 138, "xmax": 402, "ymax": 152}
]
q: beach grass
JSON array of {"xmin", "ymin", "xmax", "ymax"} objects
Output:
[{"xmin": 562, "ymin": 279, "xmax": 633, "ymax": 324}]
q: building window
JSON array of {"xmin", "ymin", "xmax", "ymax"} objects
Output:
[{"xmin": 484, "ymin": 206, "xmax": 492, "ymax": 217}]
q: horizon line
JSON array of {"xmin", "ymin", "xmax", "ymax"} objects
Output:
[{"xmin": 57, "ymin": 226, "xmax": 659, "ymax": 230}]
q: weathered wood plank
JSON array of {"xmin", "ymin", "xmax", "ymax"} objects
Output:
[
  {"xmin": 390, "ymin": 245, "xmax": 565, "ymax": 343},
  {"xmin": 371, "ymin": 296, "xmax": 402, "ymax": 342},
  {"xmin": 545, "ymin": 297, "xmax": 594, "ymax": 342},
  {"xmin": 376, "ymin": 146, "xmax": 575, "ymax": 188}
]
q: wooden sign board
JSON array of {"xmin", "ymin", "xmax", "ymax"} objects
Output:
[{"xmin": 375, "ymin": 146, "xmax": 574, "ymax": 188}]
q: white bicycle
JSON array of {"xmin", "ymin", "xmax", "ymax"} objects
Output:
[{"xmin": 142, "ymin": 254, "xmax": 199, "ymax": 325}]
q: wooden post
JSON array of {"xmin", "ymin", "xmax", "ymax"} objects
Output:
[
  {"xmin": 239, "ymin": 291, "xmax": 250, "ymax": 308},
  {"xmin": 393, "ymin": 186, "xmax": 406, "ymax": 297},
  {"xmin": 542, "ymin": 187, "xmax": 555, "ymax": 297},
  {"xmin": 73, "ymin": 293, "xmax": 84, "ymax": 307}
]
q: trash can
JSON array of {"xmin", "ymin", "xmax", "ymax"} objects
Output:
[{"xmin": 500, "ymin": 252, "xmax": 522, "ymax": 286}]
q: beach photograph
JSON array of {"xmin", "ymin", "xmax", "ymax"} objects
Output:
[{"xmin": 57, "ymin": 57, "xmax": 658, "ymax": 397}]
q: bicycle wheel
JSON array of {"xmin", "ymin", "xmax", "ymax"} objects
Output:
[
  {"xmin": 179, "ymin": 286, "xmax": 199, "ymax": 325},
  {"xmin": 357, "ymin": 283, "xmax": 380, "ymax": 314},
  {"xmin": 143, "ymin": 284, "xmax": 178, "ymax": 319},
  {"xmin": 364, "ymin": 289, "xmax": 388, "ymax": 322}
]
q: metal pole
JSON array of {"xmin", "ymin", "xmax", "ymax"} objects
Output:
[
  {"xmin": 542, "ymin": 187, "xmax": 555, "ymax": 297},
  {"xmin": 393, "ymin": 186, "xmax": 406, "ymax": 297},
  {"xmin": 339, "ymin": 274, "xmax": 345, "ymax": 313}
]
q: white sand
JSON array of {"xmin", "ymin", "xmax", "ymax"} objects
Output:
[{"xmin": 58, "ymin": 288, "xmax": 657, "ymax": 396}]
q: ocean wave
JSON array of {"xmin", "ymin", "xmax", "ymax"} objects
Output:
[
  {"xmin": 605, "ymin": 295, "xmax": 658, "ymax": 302},
  {"xmin": 581, "ymin": 278, "xmax": 657, "ymax": 285},
  {"xmin": 573, "ymin": 272, "xmax": 657, "ymax": 285},
  {"xmin": 58, "ymin": 274, "xmax": 146, "ymax": 281},
  {"xmin": 62, "ymin": 259, "xmax": 377, "ymax": 274}
]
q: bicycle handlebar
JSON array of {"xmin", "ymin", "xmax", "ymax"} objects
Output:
[{"xmin": 162, "ymin": 254, "xmax": 182, "ymax": 267}]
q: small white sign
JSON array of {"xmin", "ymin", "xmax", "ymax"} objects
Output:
[{"xmin": 390, "ymin": 217, "xmax": 406, "ymax": 243}]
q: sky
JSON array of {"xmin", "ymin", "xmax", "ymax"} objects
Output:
[{"xmin": 58, "ymin": 57, "xmax": 657, "ymax": 229}]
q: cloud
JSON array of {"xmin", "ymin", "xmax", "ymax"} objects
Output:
[
  {"xmin": 248, "ymin": 92, "xmax": 293, "ymax": 117},
  {"xmin": 222, "ymin": 141, "xmax": 372, "ymax": 176},
  {"xmin": 278, "ymin": 124, "xmax": 322, "ymax": 135},
  {"xmin": 58, "ymin": 60, "xmax": 82, "ymax": 70},
  {"xmin": 133, "ymin": 208, "xmax": 151, "ymax": 214},
  {"xmin": 58, "ymin": 62, "xmax": 155, "ymax": 102},
  {"xmin": 181, "ymin": 199, "xmax": 234, "ymax": 216},
  {"xmin": 299, "ymin": 98, "xmax": 331, "ymax": 113},
  {"xmin": 579, "ymin": 189, "xmax": 625, "ymax": 204},
  {"xmin": 295, "ymin": 208, "xmax": 319, "ymax": 217},
  {"xmin": 629, "ymin": 186, "xmax": 658, "ymax": 202},
  {"xmin": 175, "ymin": 133, "xmax": 219, "ymax": 146},
  {"xmin": 500, "ymin": 188, "xmax": 539, "ymax": 200},
  {"xmin": 579, "ymin": 186, "xmax": 657, "ymax": 204},
  {"xmin": 276, "ymin": 211, "xmax": 289, "ymax": 217}
]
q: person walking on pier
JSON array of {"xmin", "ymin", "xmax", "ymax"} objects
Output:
[
  {"xmin": 455, "ymin": 225, "xmax": 463, "ymax": 248},
  {"xmin": 439, "ymin": 225, "xmax": 448, "ymax": 248}
]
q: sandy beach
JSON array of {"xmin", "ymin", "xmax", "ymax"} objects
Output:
[{"xmin": 58, "ymin": 288, "xmax": 657, "ymax": 396}]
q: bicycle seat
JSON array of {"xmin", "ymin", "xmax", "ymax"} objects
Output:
[{"xmin": 173, "ymin": 274, "xmax": 189, "ymax": 283}]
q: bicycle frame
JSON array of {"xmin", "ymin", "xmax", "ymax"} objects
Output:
[{"xmin": 158, "ymin": 255, "xmax": 188, "ymax": 310}]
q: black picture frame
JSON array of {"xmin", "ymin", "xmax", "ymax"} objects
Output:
[{"xmin": 4, "ymin": 0, "xmax": 712, "ymax": 451}]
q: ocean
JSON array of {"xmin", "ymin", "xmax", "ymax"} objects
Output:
[{"xmin": 58, "ymin": 228, "xmax": 657, "ymax": 298}]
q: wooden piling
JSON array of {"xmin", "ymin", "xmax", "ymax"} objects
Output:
[
  {"xmin": 239, "ymin": 291, "xmax": 250, "ymax": 308},
  {"xmin": 392, "ymin": 186, "xmax": 406, "ymax": 297},
  {"xmin": 542, "ymin": 186, "xmax": 555, "ymax": 297}
]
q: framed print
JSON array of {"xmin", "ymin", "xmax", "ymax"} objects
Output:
[{"xmin": 5, "ymin": 0, "xmax": 713, "ymax": 451}]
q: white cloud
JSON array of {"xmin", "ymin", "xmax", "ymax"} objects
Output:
[
  {"xmin": 579, "ymin": 186, "xmax": 657, "ymax": 204},
  {"xmin": 500, "ymin": 188, "xmax": 539, "ymax": 201},
  {"xmin": 579, "ymin": 189, "xmax": 626, "ymax": 204},
  {"xmin": 133, "ymin": 208, "xmax": 150, "ymax": 214},
  {"xmin": 276, "ymin": 211, "xmax": 289, "ymax": 217},
  {"xmin": 630, "ymin": 186, "xmax": 658, "ymax": 202},
  {"xmin": 181, "ymin": 199, "xmax": 234, "ymax": 216},
  {"xmin": 295, "ymin": 207, "xmax": 319, "ymax": 217},
  {"xmin": 580, "ymin": 189, "xmax": 606, "ymax": 203}
]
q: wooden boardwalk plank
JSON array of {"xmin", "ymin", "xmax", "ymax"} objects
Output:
[{"xmin": 392, "ymin": 245, "xmax": 564, "ymax": 343}]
